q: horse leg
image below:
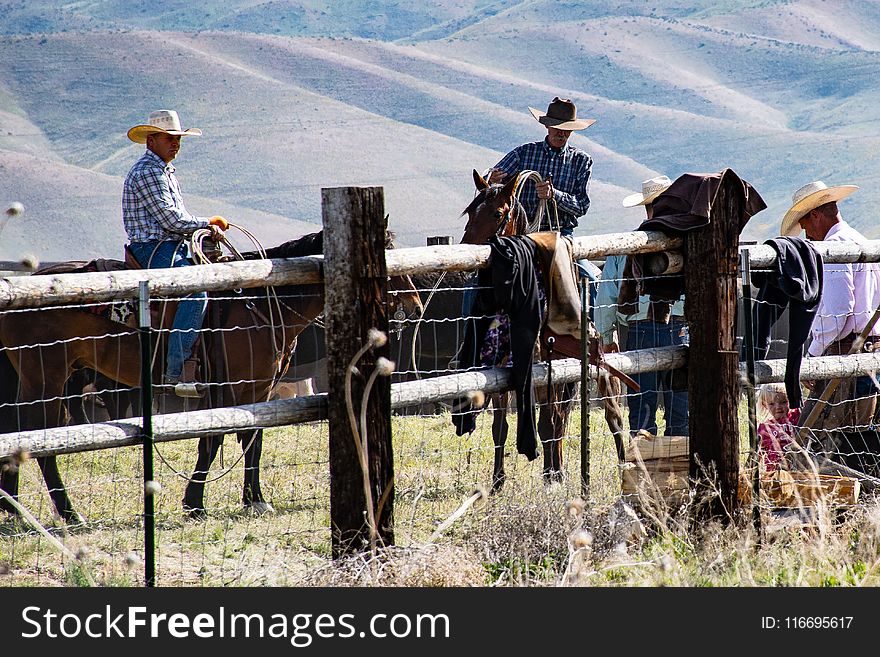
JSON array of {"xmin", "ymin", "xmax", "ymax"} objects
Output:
[
  {"xmin": 65, "ymin": 368, "xmax": 92, "ymax": 425},
  {"xmin": 240, "ymin": 429, "xmax": 274, "ymax": 514},
  {"xmin": 20, "ymin": 374, "xmax": 83, "ymax": 524},
  {"xmin": 38, "ymin": 455, "xmax": 84, "ymax": 524},
  {"xmin": 95, "ymin": 373, "xmax": 138, "ymax": 420},
  {"xmin": 539, "ymin": 383, "xmax": 573, "ymax": 484},
  {"xmin": 490, "ymin": 392, "xmax": 509, "ymax": 492},
  {"xmin": 182, "ymin": 433, "xmax": 224, "ymax": 518},
  {"xmin": 8, "ymin": 391, "xmax": 83, "ymax": 524},
  {"xmin": 598, "ymin": 372, "xmax": 627, "ymax": 462},
  {"xmin": 538, "ymin": 408, "xmax": 563, "ymax": 483},
  {"xmin": 0, "ymin": 464, "xmax": 21, "ymax": 516}
]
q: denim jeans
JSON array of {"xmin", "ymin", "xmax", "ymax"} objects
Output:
[
  {"xmin": 128, "ymin": 240, "xmax": 208, "ymax": 380},
  {"xmin": 626, "ymin": 318, "xmax": 689, "ymax": 436}
]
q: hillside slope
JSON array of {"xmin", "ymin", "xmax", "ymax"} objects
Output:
[{"xmin": 2, "ymin": 2, "xmax": 880, "ymax": 261}]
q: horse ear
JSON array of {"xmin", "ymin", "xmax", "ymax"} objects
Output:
[
  {"xmin": 500, "ymin": 173, "xmax": 518, "ymax": 201},
  {"xmin": 473, "ymin": 169, "xmax": 489, "ymax": 190}
]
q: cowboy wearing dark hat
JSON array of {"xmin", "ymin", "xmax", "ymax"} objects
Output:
[{"xmin": 487, "ymin": 97, "xmax": 595, "ymax": 235}]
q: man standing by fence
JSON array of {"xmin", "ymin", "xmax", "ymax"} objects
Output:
[
  {"xmin": 595, "ymin": 176, "xmax": 689, "ymax": 436},
  {"xmin": 487, "ymin": 97, "xmax": 594, "ymax": 236},
  {"xmin": 781, "ymin": 180, "xmax": 880, "ymax": 432},
  {"xmin": 123, "ymin": 109, "xmax": 229, "ymax": 396}
]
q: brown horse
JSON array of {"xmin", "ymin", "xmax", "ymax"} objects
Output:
[
  {"xmin": 459, "ymin": 169, "xmax": 579, "ymax": 490},
  {"xmin": 0, "ymin": 230, "xmax": 422, "ymax": 522}
]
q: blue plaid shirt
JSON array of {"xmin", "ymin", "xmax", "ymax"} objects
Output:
[
  {"xmin": 123, "ymin": 149, "xmax": 209, "ymax": 243},
  {"xmin": 493, "ymin": 138, "xmax": 592, "ymax": 231}
]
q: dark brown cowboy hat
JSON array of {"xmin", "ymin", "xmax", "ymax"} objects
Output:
[{"xmin": 528, "ymin": 97, "xmax": 595, "ymax": 131}]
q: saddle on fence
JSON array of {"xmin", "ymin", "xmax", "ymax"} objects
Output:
[
  {"xmin": 526, "ymin": 232, "xmax": 639, "ymax": 393},
  {"xmin": 452, "ymin": 233, "xmax": 639, "ymax": 460},
  {"xmin": 540, "ymin": 325, "xmax": 640, "ymax": 393}
]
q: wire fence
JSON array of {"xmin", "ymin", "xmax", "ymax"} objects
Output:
[{"xmin": 2, "ymin": 224, "xmax": 880, "ymax": 585}]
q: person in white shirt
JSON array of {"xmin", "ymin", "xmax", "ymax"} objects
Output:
[{"xmin": 780, "ymin": 180, "xmax": 880, "ymax": 431}]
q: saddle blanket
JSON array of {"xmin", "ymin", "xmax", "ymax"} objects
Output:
[{"xmin": 35, "ymin": 258, "xmax": 137, "ymax": 327}]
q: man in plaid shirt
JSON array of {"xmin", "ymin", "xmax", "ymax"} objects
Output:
[
  {"xmin": 123, "ymin": 110, "xmax": 228, "ymax": 396},
  {"xmin": 488, "ymin": 97, "xmax": 595, "ymax": 236}
]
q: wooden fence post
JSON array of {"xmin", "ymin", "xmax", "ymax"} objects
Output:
[
  {"xmin": 685, "ymin": 175, "xmax": 743, "ymax": 522},
  {"xmin": 322, "ymin": 187, "xmax": 394, "ymax": 557}
]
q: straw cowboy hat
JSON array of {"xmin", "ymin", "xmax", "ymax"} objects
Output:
[
  {"xmin": 780, "ymin": 180, "xmax": 859, "ymax": 236},
  {"xmin": 622, "ymin": 175, "xmax": 673, "ymax": 207},
  {"xmin": 528, "ymin": 97, "xmax": 595, "ymax": 131},
  {"xmin": 127, "ymin": 109, "xmax": 203, "ymax": 144}
]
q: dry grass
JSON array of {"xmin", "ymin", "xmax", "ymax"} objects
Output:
[{"xmin": 2, "ymin": 403, "xmax": 880, "ymax": 587}]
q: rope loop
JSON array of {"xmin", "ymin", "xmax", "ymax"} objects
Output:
[{"xmin": 512, "ymin": 169, "xmax": 560, "ymax": 233}]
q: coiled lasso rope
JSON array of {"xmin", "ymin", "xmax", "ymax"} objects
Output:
[
  {"xmin": 511, "ymin": 169, "xmax": 561, "ymax": 233},
  {"xmin": 150, "ymin": 224, "xmax": 280, "ymax": 486}
]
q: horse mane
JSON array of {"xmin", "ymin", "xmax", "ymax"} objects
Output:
[
  {"xmin": 243, "ymin": 230, "xmax": 324, "ymax": 260},
  {"xmin": 242, "ymin": 229, "xmax": 397, "ymax": 261}
]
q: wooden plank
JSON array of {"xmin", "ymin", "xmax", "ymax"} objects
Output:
[
  {"xmin": 0, "ymin": 256, "xmax": 323, "ymax": 310},
  {"xmin": 383, "ymin": 230, "xmax": 680, "ymax": 277},
  {"xmin": 621, "ymin": 466, "xmax": 689, "ymax": 494},
  {"xmin": 323, "ymin": 186, "xmax": 394, "ymax": 557},
  {"xmin": 685, "ymin": 173, "xmax": 743, "ymax": 521},
  {"xmin": 0, "ymin": 345, "xmax": 688, "ymax": 460},
  {"xmin": 748, "ymin": 352, "xmax": 880, "ymax": 386},
  {"xmin": 746, "ymin": 240, "xmax": 880, "ymax": 269},
  {"xmin": 0, "ymin": 230, "xmax": 680, "ymax": 310},
  {"xmin": 0, "ymin": 396, "xmax": 327, "ymax": 459},
  {"xmin": 624, "ymin": 434, "xmax": 689, "ymax": 461},
  {"xmin": 762, "ymin": 471, "xmax": 861, "ymax": 507}
]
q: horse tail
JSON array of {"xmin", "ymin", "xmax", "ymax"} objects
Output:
[{"xmin": 0, "ymin": 338, "xmax": 20, "ymax": 433}]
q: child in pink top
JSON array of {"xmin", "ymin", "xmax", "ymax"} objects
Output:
[{"xmin": 756, "ymin": 383, "xmax": 801, "ymax": 472}]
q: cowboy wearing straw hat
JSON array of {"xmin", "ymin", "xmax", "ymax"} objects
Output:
[
  {"xmin": 595, "ymin": 176, "xmax": 689, "ymax": 436},
  {"xmin": 487, "ymin": 97, "xmax": 595, "ymax": 236},
  {"xmin": 123, "ymin": 109, "xmax": 229, "ymax": 395},
  {"xmin": 782, "ymin": 180, "xmax": 880, "ymax": 433}
]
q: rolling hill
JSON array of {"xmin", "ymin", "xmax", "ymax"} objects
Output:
[{"xmin": 1, "ymin": 1, "xmax": 880, "ymax": 262}]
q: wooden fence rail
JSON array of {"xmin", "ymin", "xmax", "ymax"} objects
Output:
[
  {"xmin": 0, "ymin": 230, "xmax": 683, "ymax": 310},
  {"xmin": 7, "ymin": 214, "xmax": 880, "ymax": 536},
  {"xmin": 7, "ymin": 345, "xmax": 878, "ymax": 461}
]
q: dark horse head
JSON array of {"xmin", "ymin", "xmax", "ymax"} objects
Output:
[{"xmin": 460, "ymin": 169, "xmax": 529, "ymax": 244}]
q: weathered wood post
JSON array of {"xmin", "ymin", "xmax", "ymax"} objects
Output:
[
  {"xmin": 322, "ymin": 186, "xmax": 394, "ymax": 557},
  {"xmin": 685, "ymin": 175, "xmax": 743, "ymax": 521}
]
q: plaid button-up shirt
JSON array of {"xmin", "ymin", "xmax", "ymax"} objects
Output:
[
  {"xmin": 123, "ymin": 149, "xmax": 209, "ymax": 243},
  {"xmin": 493, "ymin": 138, "xmax": 592, "ymax": 231}
]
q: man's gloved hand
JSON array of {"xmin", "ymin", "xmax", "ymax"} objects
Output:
[{"xmin": 209, "ymin": 215, "xmax": 229, "ymax": 231}]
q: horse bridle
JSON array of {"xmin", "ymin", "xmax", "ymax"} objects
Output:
[{"xmin": 493, "ymin": 195, "xmax": 518, "ymax": 236}]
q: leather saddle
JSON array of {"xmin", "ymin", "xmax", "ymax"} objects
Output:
[{"xmin": 541, "ymin": 326, "xmax": 640, "ymax": 392}]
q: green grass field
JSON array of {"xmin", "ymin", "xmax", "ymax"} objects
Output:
[{"xmin": 2, "ymin": 403, "xmax": 879, "ymax": 587}]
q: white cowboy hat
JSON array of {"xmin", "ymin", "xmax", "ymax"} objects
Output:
[
  {"xmin": 622, "ymin": 175, "xmax": 673, "ymax": 207},
  {"xmin": 528, "ymin": 97, "xmax": 595, "ymax": 131},
  {"xmin": 127, "ymin": 109, "xmax": 203, "ymax": 144},
  {"xmin": 780, "ymin": 180, "xmax": 859, "ymax": 236}
]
